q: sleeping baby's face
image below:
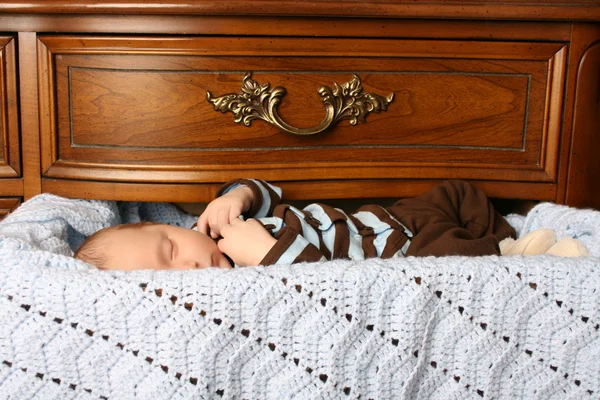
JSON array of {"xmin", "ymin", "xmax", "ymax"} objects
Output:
[{"xmin": 76, "ymin": 222, "xmax": 232, "ymax": 271}]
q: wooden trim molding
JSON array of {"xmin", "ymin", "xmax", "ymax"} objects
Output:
[
  {"xmin": 0, "ymin": 1, "xmax": 599, "ymax": 21},
  {"xmin": 566, "ymin": 33, "xmax": 600, "ymax": 209},
  {"xmin": 18, "ymin": 32, "xmax": 42, "ymax": 199},
  {"xmin": 0, "ymin": 36, "xmax": 20, "ymax": 178},
  {"xmin": 0, "ymin": 197, "xmax": 21, "ymax": 220},
  {"xmin": 0, "ymin": 16, "xmax": 572, "ymax": 40},
  {"xmin": 0, "ymin": 179, "xmax": 22, "ymax": 197},
  {"xmin": 42, "ymin": 179, "xmax": 557, "ymax": 203}
]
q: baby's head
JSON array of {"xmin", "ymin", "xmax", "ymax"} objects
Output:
[{"xmin": 75, "ymin": 221, "xmax": 231, "ymax": 271}]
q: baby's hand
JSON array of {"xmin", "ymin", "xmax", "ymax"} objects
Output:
[
  {"xmin": 217, "ymin": 218, "xmax": 277, "ymax": 267},
  {"xmin": 197, "ymin": 186, "xmax": 254, "ymax": 238}
]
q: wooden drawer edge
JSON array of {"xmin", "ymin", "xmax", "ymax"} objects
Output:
[
  {"xmin": 43, "ymin": 162, "xmax": 556, "ymax": 184},
  {"xmin": 1, "ymin": 1, "xmax": 599, "ymax": 21},
  {"xmin": 42, "ymin": 178, "xmax": 557, "ymax": 203},
  {"xmin": 0, "ymin": 197, "xmax": 21, "ymax": 220},
  {"xmin": 0, "ymin": 179, "xmax": 23, "ymax": 196}
]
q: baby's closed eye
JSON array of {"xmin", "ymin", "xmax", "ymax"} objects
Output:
[
  {"xmin": 160, "ymin": 236, "xmax": 175, "ymax": 264},
  {"xmin": 170, "ymin": 238, "xmax": 178, "ymax": 261}
]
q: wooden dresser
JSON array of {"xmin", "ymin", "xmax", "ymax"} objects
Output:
[{"xmin": 1, "ymin": 1, "xmax": 599, "ymax": 214}]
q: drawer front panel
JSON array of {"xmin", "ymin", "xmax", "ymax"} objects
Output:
[
  {"xmin": 0, "ymin": 36, "xmax": 20, "ymax": 178},
  {"xmin": 39, "ymin": 36, "xmax": 565, "ymax": 183}
]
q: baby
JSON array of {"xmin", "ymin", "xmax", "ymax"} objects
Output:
[
  {"xmin": 75, "ymin": 220, "xmax": 233, "ymax": 271},
  {"xmin": 75, "ymin": 179, "xmax": 520, "ymax": 271}
]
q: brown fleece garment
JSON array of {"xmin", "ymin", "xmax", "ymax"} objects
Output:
[{"xmin": 387, "ymin": 180, "xmax": 516, "ymax": 257}]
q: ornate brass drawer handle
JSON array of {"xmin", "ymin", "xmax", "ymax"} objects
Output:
[{"xmin": 206, "ymin": 73, "xmax": 394, "ymax": 136}]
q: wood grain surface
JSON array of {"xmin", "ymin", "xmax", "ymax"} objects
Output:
[
  {"xmin": 0, "ymin": 2, "xmax": 597, "ymax": 212},
  {"xmin": 0, "ymin": 1, "xmax": 599, "ymax": 21}
]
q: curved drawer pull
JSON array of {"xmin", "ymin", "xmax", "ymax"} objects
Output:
[{"xmin": 206, "ymin": 73, "xmax": 394, "ymax": 136}]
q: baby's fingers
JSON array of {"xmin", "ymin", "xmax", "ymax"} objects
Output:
[
  {"xmin": 217, "ymin": 228, "xmax": 234, "ymax": 254},
  {"xmin": 196, "ymin": 213, "xmax": 209, "ymax": 235},
  {"xmin": 209, "ymin": 208, "xmax": 230, "ymax": 238},
  {"xmin": 206, "ymin": 209, "xmax": 222, "ymax": 238}
]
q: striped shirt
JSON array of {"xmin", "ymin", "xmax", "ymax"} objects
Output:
[{"xmin": 219, "ymin": 179, "xmax": 413, "ymax": 266}]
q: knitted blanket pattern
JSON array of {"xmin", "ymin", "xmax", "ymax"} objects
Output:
[{"xmin": 0, "ymin": 194, "xmax": 599, "ymax": 399}]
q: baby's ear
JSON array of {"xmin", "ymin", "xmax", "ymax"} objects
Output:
[{"xmin": 546, "ymin": 237, "xmax": 589, "ymax": 257}]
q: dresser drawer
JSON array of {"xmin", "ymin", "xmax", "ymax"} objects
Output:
[
  {"xmin": 0, "ymin": 36, "xmax": 20, "ymax": 179},
  {"xmin": 38, "ymin": 35, "xmax": 565, "ymax": 184}
]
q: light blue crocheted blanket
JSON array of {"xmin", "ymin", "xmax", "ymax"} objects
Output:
[{"xmin": 0, "ymin": 194, "xmax": 599, "ymax": 399}]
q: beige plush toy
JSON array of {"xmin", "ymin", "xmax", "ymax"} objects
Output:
[{"xmin": 499, "ymin": 228, "xmax": 589, "ymax": 257}]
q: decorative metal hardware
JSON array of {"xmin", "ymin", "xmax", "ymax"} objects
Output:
[{"xmin": 206, "ymin": 73, "xmax": 394, "ymax": 136}]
